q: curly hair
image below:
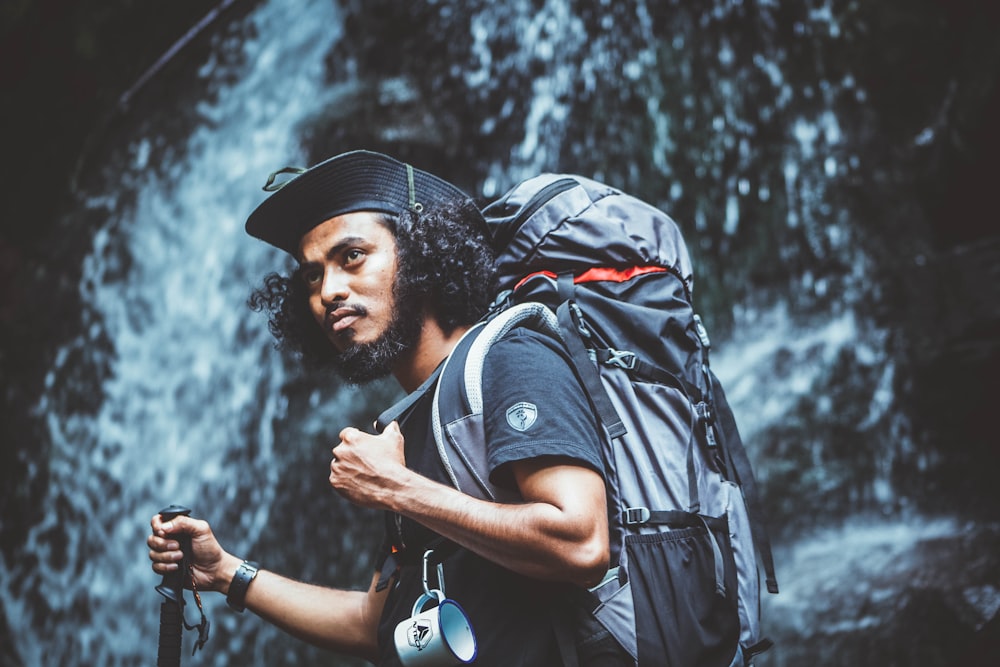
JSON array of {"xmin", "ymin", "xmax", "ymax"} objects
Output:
[{"xmin": 248, "ymin": 199, "xmax": 497, "ymax": 367}]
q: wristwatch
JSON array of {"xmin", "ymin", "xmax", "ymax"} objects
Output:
[{"xmin": 226, "ymin": 560, "xmax": 260, "ymax": 612}]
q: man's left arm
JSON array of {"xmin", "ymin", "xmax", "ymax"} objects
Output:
[{"xmin": 329, "ymin": 422, "xmax": 609, "ymax": 588}]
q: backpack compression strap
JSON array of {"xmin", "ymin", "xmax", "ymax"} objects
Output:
[
  {"xmin": 707, "ymin": 371, "xmax": 780, "ymax": 595},
  {"xmin": 694, "ymin": 319, "xmax": 780, "ymax": 595},
  {"xmin": 554, "ymin": 301, "xmax": 628, "ymax": 440}
]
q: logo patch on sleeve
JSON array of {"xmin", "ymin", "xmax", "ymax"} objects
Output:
[{"xmin": 505, "ymin": 402, "xmax": 538, "ymax": 432}]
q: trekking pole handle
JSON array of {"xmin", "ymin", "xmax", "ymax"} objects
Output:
[
  {"xmin": 156, "ymin": 504, "xmax": 192, "ymax": 667},
  {"xmin": 156, "ymin": 505, "xmax": 193, "ymax": 602}
]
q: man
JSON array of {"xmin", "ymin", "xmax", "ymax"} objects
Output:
[{"xmin": 147, "ymin": 150, "xmax": 622, "ymax": 665}]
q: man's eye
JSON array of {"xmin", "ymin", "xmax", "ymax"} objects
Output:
[
  {"xmin": 345, "ymin": 249, "xmax": 365, "ymax": 264},
  {"xmin": 302, "ymin": 270, "xmax": 322, "ymax": 285}
]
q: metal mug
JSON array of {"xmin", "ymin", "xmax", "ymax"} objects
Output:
[{"xmin": 393, "ymin": 589, "xmax": 477, "ymax": 666}]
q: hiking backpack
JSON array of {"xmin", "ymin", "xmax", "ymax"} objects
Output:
[{"xmin": 382, "ymin": 174, "xmax": 779, "ymax": 666}]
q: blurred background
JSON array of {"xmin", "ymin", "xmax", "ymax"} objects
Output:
[{"xmin": 1, "ymin": 0, "xmax": 998, "ymax": 664}]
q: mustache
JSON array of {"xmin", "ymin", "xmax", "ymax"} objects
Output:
[{"xmin": 324, "ymin": 303, "xmax": 368, "ymax": 329}]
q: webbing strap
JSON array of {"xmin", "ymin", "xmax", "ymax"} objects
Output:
[
  {"xmin": 709, "ymin": 373, "xmax": 780, "ymax": 594},
  {"xmin": 376, "ymin": 537, "xmax": 463, "ymax": 591},
  {"xmin": 375, "ymin": 552, "xmax": 400, "ymax": 592},
  {"xmin": 687, "ymin": 426, "xmax": 701, "ymax": 514},
  {"xmin": 590, "ymin": 348, "xmax": 699, "ymax": 399},
  {"xmin": 376, "ymin": 360, "xmax": 446, "ymax": 431},
  {"xmin": 623, "ymin": 508, "xmax": 727, "ymax": 532},
  {"xmin": 745, "ymin": 637, "xmax": 775, "ymax": 658},
  {"xmin": 555, "ymin": 301, "xmax": 627, "ymax": 440},
  {"xmin": 698, "ymin": 515, "xmax": 727, "ymax": 597}
]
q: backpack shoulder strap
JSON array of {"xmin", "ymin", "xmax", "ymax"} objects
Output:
[
  {"xmin": 431, "ymin": 302, "xmax": 562, "ymax": 502},
  {"xmin": 375, "ymin": 352, "xmax": 452, "ymax": 431},
  {"xmin": 375, "ymin": 320, "xmax": 492, "ymax": 432}
]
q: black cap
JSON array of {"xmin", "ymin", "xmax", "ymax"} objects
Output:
[{"xmin": 245, "ymin": 150, "xmax": 481, "ymax": 255}]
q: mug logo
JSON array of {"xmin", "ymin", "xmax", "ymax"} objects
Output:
[
  {"xmin": 407, "ymin": 619, "xmax": 434, "ymax": 651},
  {"xmin": 506, "ymin": 402, "xmax": 538, "ymax": 432}
]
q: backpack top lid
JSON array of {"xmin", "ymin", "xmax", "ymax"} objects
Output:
[{"xmin": 483, "ymin": 174, "xmax": 695, "ymax": 298}]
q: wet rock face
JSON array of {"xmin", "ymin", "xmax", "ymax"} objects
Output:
[{"xmin": 765, "ymin": 518, "xmax": 1000, "ymax": 666}]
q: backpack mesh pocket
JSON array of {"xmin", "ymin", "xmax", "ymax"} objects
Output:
[{"xmin": 625, "ymin": 523, "xmax": 740, "ymax": 667}]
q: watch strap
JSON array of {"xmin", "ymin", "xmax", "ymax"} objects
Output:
[{"xmin": 226, "ymin": 560, "xmax": 260, "ymax": 612}]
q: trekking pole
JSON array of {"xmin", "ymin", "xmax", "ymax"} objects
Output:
[{"xmin": 155, "ymin": 504, "xmax": 192, "ymax": 667}]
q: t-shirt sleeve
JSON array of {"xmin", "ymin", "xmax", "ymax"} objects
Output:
[{"xmin": 481, "ymin": 328, "xmax": 604, "ymax": 490}]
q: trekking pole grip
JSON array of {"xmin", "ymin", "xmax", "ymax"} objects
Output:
[{"xmin": 156, "ymin": 504, "xmax": 192, "ymax": 667}]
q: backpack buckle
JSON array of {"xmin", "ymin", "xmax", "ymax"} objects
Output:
[
  {"xmin": 624, "ymin": 507, "xmax": 651, "ymax": 525},
  {"xmin": 605, "ymin": 349, "xmax": 637, "ymax": 371},
  {"xmin": 695, "ymin": 402, "xmax": 718, "ymax": 448},
  {"xmin": 569, "ymin": 302, "xmax": 593, "ymax": 339},
  {"xmin": 693, "ymin": 314, "xmax": 712, "ymax": 350}
]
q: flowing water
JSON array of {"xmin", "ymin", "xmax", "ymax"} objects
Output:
[
  {"xmin": 3, "ymin": 0, "xmax": 994, "ymax": 665},
  {"xmin": 2, "ymin": 1, "xmax": 358, "ymax": 663}
]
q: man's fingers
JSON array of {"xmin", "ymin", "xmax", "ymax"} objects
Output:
[
  {"xmin": 148, "ymin": 547, "xmax": 183, "ymax": 565},
  {"xmin": 338, "ymin": 426, "xmax": 361, "ymax": 443},
  {"xmin": 152, "ymin": 514, "xmax": 208, "ymax": 539},
  {"xmin": 150, "ymin": 560, "xmax": 180, "ymax": 574},
  {"xmin": 148, "ymin": 531, "xmax": 185, "ymax": 574},
  {"xmin": 147, "ymin": 533, "xmax": 179, "ymax": 551},
  {"xmin": 151, "ymin": 513, "xmax": 185, "ymax": 537}
]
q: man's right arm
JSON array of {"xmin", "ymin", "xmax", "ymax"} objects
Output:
[
  {"xmin": 238, "ymin": 567, "xmax": 385, "ymax": 659},
  {"xmin": 148, "ymin": 513, "xmax": 386, "ymax": 662}
]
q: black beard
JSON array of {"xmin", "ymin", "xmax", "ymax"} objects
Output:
[{"xmin": 329, "ymin": 297, "xmax": 425, "ymax": 384}]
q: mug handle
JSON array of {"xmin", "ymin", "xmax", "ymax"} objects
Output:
[{"xmin": 410, "ymin": 589, "xmax": 446, "ymax": 617}]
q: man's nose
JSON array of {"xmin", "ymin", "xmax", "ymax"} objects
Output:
[{"xmin": 319, "ymin": 268, "xmax": 349, "ymax": 304}]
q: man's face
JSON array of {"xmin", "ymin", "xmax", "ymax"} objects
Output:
[{"xmin": 297, "ymin": 211, "xmax": 422, "ymax": 382}]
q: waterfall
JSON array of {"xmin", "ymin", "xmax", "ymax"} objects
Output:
[{"xmin": 1, "ymin": 1, "xmax": 357, "ymax": 663}]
